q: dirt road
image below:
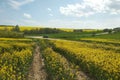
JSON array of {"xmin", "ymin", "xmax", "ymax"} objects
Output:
[
  {"xmin": 27, "ymin": 41, "xmax": 92, "ymax": 80},
  {"xmin": 28, "ymin": 45, "xmax": 47, "ymax": 80}
]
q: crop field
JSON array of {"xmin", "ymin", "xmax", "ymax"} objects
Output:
[
  {"xmin": 80, "ymin": 38, "xmax": 120, "ymax": 45},
  {"xmin": 0, "ymin": 26, "xmax": 40, "ymax": 31},
  {"xmin": 35, "ymin": 38, "xmax": 120, "ymax": 80},
  {"xmin": 0, "ymin": 0, "xmax": 120, "ymax": 80},
  {"xmin": 0, "ymin": 26, "xmax": 73, "ymax": 32},
  {"xmin": 0, "ymin": 29, "xmax": 120, "ymax": 80},
  {"xmin": 0, "ymin": 38, "xmax": 34, "ymax": 80},
  {"xmin": 47, "ymin": 39, "xmax": 120, "ymax": 80},
  {"xmin": 0, "ymin": 0, "xmax": 120, "ymax": 79}
]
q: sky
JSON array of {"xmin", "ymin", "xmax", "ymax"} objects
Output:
[{"xmin": 0, "ymin": 0, "xmax": 120, "ymax": 29}]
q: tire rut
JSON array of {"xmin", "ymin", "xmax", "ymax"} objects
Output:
[{"xmin": 28, "ymin": 45, "xmax": 47, "ymax": 80}]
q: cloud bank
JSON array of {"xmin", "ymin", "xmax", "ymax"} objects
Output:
[{"xmin": 60, "ymin": 0, "xmax": 120, "ymax": 17}]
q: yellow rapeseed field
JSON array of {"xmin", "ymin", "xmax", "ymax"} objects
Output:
[
  {"xmin": 0, "ymin": 38, "xmax": 34, "ymax": 80},
  {"xmin": 51, "ymin": 40, "xmax": 120, "ymax": 80}
]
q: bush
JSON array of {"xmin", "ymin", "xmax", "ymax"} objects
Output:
[{"xmin": 0, "ymin": 31, "xmax": 24, "ymax": 38}]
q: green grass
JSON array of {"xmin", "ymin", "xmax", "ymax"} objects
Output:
[
  {"xmin": 48, "ymin": 32, "xmax": 120, "ymax": 40},
  {"xmin": 90, "ymin": 32, "xmax": 120, "ymax": 40},
  {"xmin": 27, "ymin": 31, "xmax": 120, "ymax": 41},
  {"xmin": 28, "ymin": 31, "xmax": 102, "ymax": 40}
]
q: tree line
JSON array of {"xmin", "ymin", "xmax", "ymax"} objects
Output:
[
  {"xmin": 23, "ymin": 28, "xmax": 64, "ymax": 34},
  {"xmin": 0, "ymin": 25, "xmax": 65, "ymax": 38}
]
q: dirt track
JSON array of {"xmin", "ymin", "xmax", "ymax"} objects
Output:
[
  {"xmin": 28, "ymin": 45, "xmax": 47, "ymax": 80},
  {"xmin": 27, "ymin": 43, "xmax": 91, "ymax": 80}
]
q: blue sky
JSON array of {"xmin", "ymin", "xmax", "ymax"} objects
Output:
[{"xmin": 0, "ymin": 0, "xmax": 120, "ymax": 29}]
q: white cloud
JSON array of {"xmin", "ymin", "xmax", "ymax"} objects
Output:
[
  {"xmin": 42, "ymin": 17, "xmax": 120, "ymax": 29},
  {"xmin": 60, "ymin": 0, "xmax": 120, "ymax": 17},
  {"xmin": 47, "ymin": 8, "xmax": 53, "ymax": 16},
  {"xmin": 47, "ymin": 8, "xmax": 52, "ymax": 11},
  {"xmin": 24, "ymin": 13, "xmax": 32, "ymax": 18},
  {"xmin": 8, "ymin": 0, "xmax": 34, "ymax": 10},
  {"xmin": 49, "ymin": 14, "xmax": 53, "ymax": 16}
]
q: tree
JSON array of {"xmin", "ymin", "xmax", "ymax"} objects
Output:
[
  {"xmin": 108, "ymin": 29, "xmax": 112, "ymax": 34},
  {"xmin": 12, "ymin": 25, "xmax": 20, "ymax": 32},
  {"xmin": 92, "ymin": 32, "xmax": 96, "ymax": 37},
  {"xmin": 113, "ymin": 27, "xmax": 120, "ymax": 32},
  {"xmin": 103, "ymin": 29, "xmax": 110, "ymax": 32},
  {"xmin": 73, "ymin": 29, "xmax": 83, "ymax": 32},
  {"xmin": 103, "ymin": 28, "xmax": 112, "ymax": 34}
]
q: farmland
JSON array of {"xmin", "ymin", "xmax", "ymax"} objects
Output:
[
  {"xmin": 0, "ymin": 25, "xmax": 120, "ymax": 80},
  {"xmin": 0, "ymin": 38, "xmax": 34, "ymax": 80},
  {"xmin": 50, "ymin": 39, "xmax": 120, "ymax": 80},
  {"xmin": 0, "ymin": 0, "xmax": 120, "ymax": 79}
]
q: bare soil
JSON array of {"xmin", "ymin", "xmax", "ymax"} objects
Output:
[
  {"xmin": 77, "ymin": 69, "xmax": 91, "ymax": 80},
  {"xmin": 28, "ymin": 45, "xmax": 47, "ymax": 80}
]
